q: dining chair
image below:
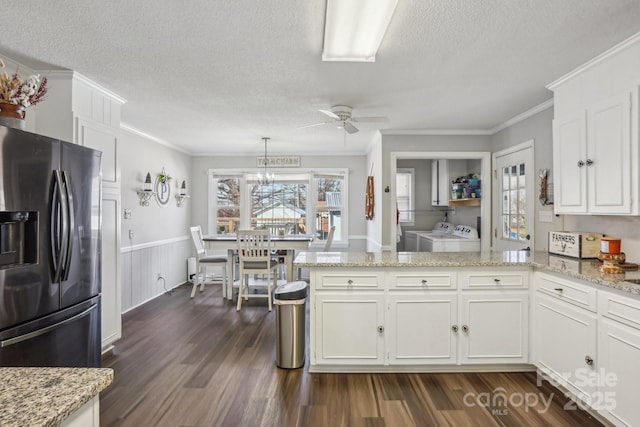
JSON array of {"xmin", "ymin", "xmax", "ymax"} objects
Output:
[
  {"xmin": 189, "ymin": 226, "xmax": 227, "ymax": 298},
  {"xmin": 236, "ymin": 229, "xmax": 278, "ymax": 311},
  {"xmin": 324, "ymin": 225, "xmax": 336, "ymax": 251}
]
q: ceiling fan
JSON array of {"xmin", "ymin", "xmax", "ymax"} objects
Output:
[{"xmin": 299, "ymin": 105, "xmax": 388, "ymax": 134}]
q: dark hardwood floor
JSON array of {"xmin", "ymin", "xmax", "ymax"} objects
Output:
[{"xmin": 100, "ymin": 283, "xmax": 606, "ymax": 427}]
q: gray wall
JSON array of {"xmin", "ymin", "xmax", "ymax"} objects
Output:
[{"xmin": 491, "ymin": 106, "xmax": 562, "ymax": 251}]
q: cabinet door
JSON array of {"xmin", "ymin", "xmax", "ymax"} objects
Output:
[
  {"xmin": 553, "ymin": 111, "xmax": 587, "ymax": 213},
  {"xmin": 76, "ymin": 118, "xmax": 120, "ymax": 188},
  {"xmin": 598, "ymin": 319, "xmax": 640, "ymax": 427},
  {"xmin": 587, "ymin": 91, "xmax": 632, "ymax": 214},
  {"xmin": 313, "ymin": 292, "xmax": 385, "ymax": 365},
  {"xmin": 459, "ymin": 292, "xmax": 529, "ymax": 364},
  {"xmin": 431, "ymin": 159, "xmax": 449, "ymax": 206},
  {"xmin": 388, "ymin": 292, "xmax": 457, "ymax": 364},
  {"xmin": 533, "ymin": 294, "xmax": 597, "ymax": 404}
]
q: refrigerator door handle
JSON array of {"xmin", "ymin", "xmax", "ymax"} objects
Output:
[
  {"xmin": 50, "ymin": 170, "xmax": 68, "ymax": 283},
  {"xmin": 0, "ymin": 304, "xmax": 96, "ymax": 348},
  {"xmin": 61, "ymin": 171, "xmax": 75, "ymax": 281}
]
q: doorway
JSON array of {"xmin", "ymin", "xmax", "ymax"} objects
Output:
[
  {"xmin": 492, "ymin": 140, "xmax": 535, "ymax": 252},
  {"xmin": 390, "ymin": 151, "xmax": 492, "ymax": 252}
]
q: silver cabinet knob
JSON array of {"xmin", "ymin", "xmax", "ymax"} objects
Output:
[
  {"xmin": 585, "ymin": 355, "xmax": 594, "ymax": 366},
  {"xmin": 451, "ymin": 325, "xmax": 458, "ymax": 333},
  {"xmin": 462, "ymin": 325, "xmax": 469, "ymax": 333},
  {"xmin": 421, "ymin": 279, "xmax": 428, "ymax": 285},
  {"xmin": 377, "ymin": 325, "xmax": 384, "ymax": 333},
  {"xmin": 578, "ymin": 160, "xmax": 585, "ymax": 167},
  {"xmin": 494, "ymin": 278, "xmax": 501, "ymax": 283},
  {"xmin": 347, "ymin": 279, "xmax": 353, "ymax": 285},
  {"xmin": 586, "ymin": 159, "xmax": 594, "ymax": 166}
]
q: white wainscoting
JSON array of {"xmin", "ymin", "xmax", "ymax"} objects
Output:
[{"xmin": 121, "ymin": 236, "xmax": 192, "ymax": 313}]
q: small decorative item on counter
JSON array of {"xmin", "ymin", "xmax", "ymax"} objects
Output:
[
  {"xmin": 600, "ymin": 237, "xmax": 621, "ymax": 254},
  {"xmin": 548, "ymin": 231, "xmax": 603, "ymax": 258}
]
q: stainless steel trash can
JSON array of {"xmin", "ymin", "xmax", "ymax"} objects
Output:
[{"xmin": 274, "ymin": 281, "xmax": 307, "ymax": 369}]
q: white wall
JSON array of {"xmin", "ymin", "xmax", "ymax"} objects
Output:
[
  {"xmin": 119, "ymin": 129, "xmax": 193, "ymax": 311},
  {"xmin": 190, "ymin": 153, "xmax": 368, "ymax": 251}
]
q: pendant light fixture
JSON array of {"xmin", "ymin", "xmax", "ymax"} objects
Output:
[{"xmin": 257, "ymin": 137, "xmax": 274, "ymax": 185}]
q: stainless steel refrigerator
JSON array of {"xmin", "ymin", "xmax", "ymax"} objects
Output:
[{"xmin": 0, "ymin": 125, "xmax": 102, "ymax": 367}]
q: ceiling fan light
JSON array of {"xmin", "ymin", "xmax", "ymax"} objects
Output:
[{"xmin": 322, "ymin": 0, "xmax": 398, "ymax": 62}]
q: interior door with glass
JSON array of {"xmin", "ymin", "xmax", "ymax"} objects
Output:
[{"xmin": 493, "ymin": 143, "xmax": 535, "ymax": 252}]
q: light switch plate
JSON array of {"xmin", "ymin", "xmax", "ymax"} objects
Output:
[
  {"xmin": 539, "ymin": 210, "xmax": 553, "ymax": 223},
  {"xmin": 124, "ymin": 208, "xmax": 132, "ymax": 219}
]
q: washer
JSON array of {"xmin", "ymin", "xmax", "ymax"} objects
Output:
[
  {"xmin": 404, "ymin": 222, "xmax": 453, "ymax": 251},
  {"xmin": 418, "ymin": 224, "xmax": 480, "ymax": 252}
]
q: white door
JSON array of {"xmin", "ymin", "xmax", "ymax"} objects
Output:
[{"xmin": 493, "ymin": 141, "xmax": 535, "ymax": 251}]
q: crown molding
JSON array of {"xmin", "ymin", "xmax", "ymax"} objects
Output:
[
  {"xmin": 381, "ymin": 129, "xmax": 492, "ymax": 136},
  {"xmin": 41, "ymin": 70, "xmax": 127, "ymax": 104},
  {"xmin": 490, "ymin": 98, "xmax": 554, "ymax": 134},
  {"xmin": 120, "ymin": 123, "xmax": 193, "ymax": 155},
  {"xmin": 547, "ymin": 30, "xmax": 640, "ymax": 90}
]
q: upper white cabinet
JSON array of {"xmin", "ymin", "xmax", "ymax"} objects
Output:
[
  {"xmin": 552, "ymin": 90, "xmax": 634, "ymax": 214},
  {"xmin": 548, "ymin": 34, "xmax": 640, "ymax": 215}
]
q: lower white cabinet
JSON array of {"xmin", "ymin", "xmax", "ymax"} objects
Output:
[
  {"xmin": 459, "ymin": 292, "xmax": 529, "ymax": 364},
  {"xmin": 597, "ymin": 290, "xmax": 640, "ymax": 427},
  {"xmin": 533, "ymin": 292, "xmax": 597, "ymax": 404},
  {"xmin": 311, "ymin": 268, "xmax": 529, "ymax": 369},
  {"xmin": 313, "ymin": 292, "xmax": 385, "ymax": 365},
  {"xmin": 61, "ymin": 396, "xmax": 99, "ymax": 427},
  {"xmin": 387, "ymin": 292, "xmax": 457, "ymax": 364}
]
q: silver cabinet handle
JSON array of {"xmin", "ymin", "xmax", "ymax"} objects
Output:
[
  {"xmin": 462, "ymin": 325, "xmax": 469, "ymax": 333},
  {"xmin": 347, "ymin": 279, "xmax": 353, "ymax": 285},
  {"xmin": 421, "ymin": 279, "xmax": 428, "ymax": 285},
  {"xmin": 377, "ymin": 325, "xmax": 384, "ymax": 333},
  {"xmin": 585, "ymin": 355, "xmax": 594, "ymax": 366},
  {"xmin": 451, "ymin": 325, "xmax": 458, "ymax": 333},
  {"xmin": 586, "ymin": 159, "xmax": 594, "ymax": 166},
  {"xmin": 577, "ymin": 160, "xmax": 585, "ymax": 167},
  {"xmin": 554, "ymin": 287, "xmax": 563, "ymax": 292},
  {"xmin": 494, "ymin": 278, "xmax": 501, "ymax": 283}
]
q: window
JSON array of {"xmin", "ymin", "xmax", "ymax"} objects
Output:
[
  {"xmin": 396, "ymin": 168, "xmax": 414, "ymax": 224},
  {"xmin": 501, "ymin": 162, "xmax": 527, "ymax": 241},
  {"xmin": 209, "ymin": 169, "xmax": 347, "ymax": 247}
]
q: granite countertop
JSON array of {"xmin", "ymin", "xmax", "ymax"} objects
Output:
[
  {"xmin": 294, "ymin": 250, "xmax": 640, "ymax": 296},
  {"xmin": 0, "ymin": 367, "xmax": 113, "ymax": 427}
]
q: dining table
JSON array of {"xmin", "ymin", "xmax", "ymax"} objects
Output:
[{"xmin": 203, "ymin": 234, "xmax": 314, "ymax": 299}]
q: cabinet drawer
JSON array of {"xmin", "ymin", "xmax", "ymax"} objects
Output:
[
  {"xmin": 536, "ymin": 273, "xmax": 596, "ymax": 312},
  {"xmin": 316, "ymin": 271, "xmax": 382, "ymax": 289},
  {"xmin": 598, "ymin": 290, "xmax": 640, "ymax": 330},
  {"xmin": 460, "ymin": 270, "xmax": 528, "ymax": 290},
  {"xmin": 390, "ymin": 271, "xmax": 456, "ymax": 289}
]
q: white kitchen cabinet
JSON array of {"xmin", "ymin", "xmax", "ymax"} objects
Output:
[
  {"xmin": 553, "ymin": 90, "xmax": 634, "ymax": 215},
  {"xmin": 459, "ymin": 292, "xmax": 529, "ymax": 364},
  {"xmin": 597, "ymin": 290, "xmax": 640, "ymax": 427},
  {"xmin": 533, "ymin": 291, "xmax": 597, "ymax": 406},
  {"xmin": 61, "ymin": 396, "xmax": 99, "ymax": 427},
  {"xmin": 387, "ymin": 292, "xmax": 457, "ymax": 364},
  {"xmin": 313, "ymin": 292, "xmax": 385, "ymax": 365},
  {"xmin": 431, "ymin": 159, "xmax": 449, "ymax": 206}
]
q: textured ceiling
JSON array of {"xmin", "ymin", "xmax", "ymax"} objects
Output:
[{"xmin": 1, "ymin": 1, "xmax": 640, "ymax": 155}]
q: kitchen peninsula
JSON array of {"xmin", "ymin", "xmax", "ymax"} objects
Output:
[{"xmin": 295, "ymin": 250, "xmax": 640, "ymax": 426}]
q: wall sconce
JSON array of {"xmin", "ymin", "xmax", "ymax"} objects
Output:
[
  {"xmin": 136, "ymin": 172, "xmax": 155, "ymax": 206},
  {"xmin": 175, "ymin": 180, "xmax": 189, "ymax": 207}
]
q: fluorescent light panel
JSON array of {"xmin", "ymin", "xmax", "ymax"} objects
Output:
[{"xmin": 322, "ymin": 0, "xmax": 398, "ymax": 62}]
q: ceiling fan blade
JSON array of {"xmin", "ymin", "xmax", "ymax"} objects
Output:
[
  {"xmin": 298, "ymin": 122, "xmax": 332, "ymax": 129},
  {"xmin": 319, "ymin": 109, "xmax": 340, "ymax": 120},
  {"xmin": 343, "ymin": 121, "xmax": 359, "ymax": 134},
  {"xmin": 351, "ymin": 116, "xmax": 389, "ymax": 123}
]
